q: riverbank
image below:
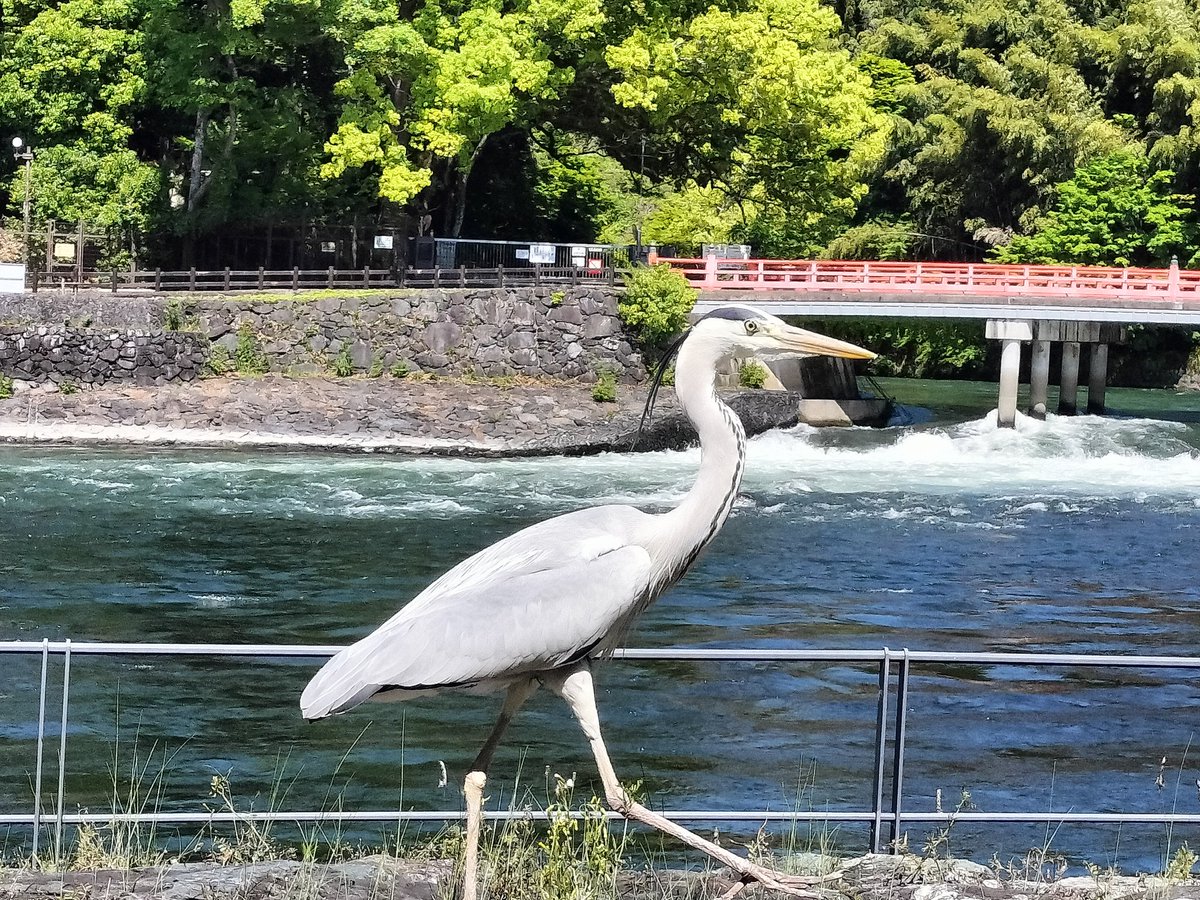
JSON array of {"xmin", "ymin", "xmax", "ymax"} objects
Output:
[
  {"xmin": 0, "ymin": 375, "xmax": 812, "ymax": 456},
  {"xmin": 3, "ymin": 851, "xmax": 1194, "ymax": 900}
]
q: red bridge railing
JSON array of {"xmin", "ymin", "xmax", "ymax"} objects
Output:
[{"xmin": 658, "ymin": 257, "xmax": 1200, "ymax": 302}]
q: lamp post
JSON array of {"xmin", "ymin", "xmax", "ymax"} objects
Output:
[{"xmin": 11, "ymin": 137, "xmax": 33, "ymax": 267}]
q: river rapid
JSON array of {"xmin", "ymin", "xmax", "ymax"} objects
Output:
[{"xmin": 3, "ymin": 378, "xmax": 1200, "ymax": 871}]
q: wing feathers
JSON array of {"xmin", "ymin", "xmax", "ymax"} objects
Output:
[{"xmin": 301, "ymin": 540, "xmax": 651, "ymax": 720}]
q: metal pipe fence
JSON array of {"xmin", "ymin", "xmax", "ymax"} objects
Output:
[{"xmin": 3, "ymin": 640, "xmax": 1200, "ymax": 861}]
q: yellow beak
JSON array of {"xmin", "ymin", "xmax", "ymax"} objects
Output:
[{"xmin": 773, "ymin": 324, "xmax": 877, "ymax": 360}]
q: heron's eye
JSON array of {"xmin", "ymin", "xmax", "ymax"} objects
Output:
[{"xmin": 745, "ymin": 320, "xmax": 759, "ymax": 334}]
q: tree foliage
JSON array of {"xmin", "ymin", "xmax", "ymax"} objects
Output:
[
  {"xmin": 0, "ymin": 0, "xmax": 1198, "ymax": 269},
  {"xmin": 993, "ymin": 151, "xmax": 1196, "ymax": 266}
]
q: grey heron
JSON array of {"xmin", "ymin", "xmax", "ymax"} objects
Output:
[{"xmin": 301, "ymin": 305, "xmax": 875, "ymax": 897}]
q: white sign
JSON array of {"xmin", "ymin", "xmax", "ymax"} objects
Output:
[
  {"xmin": 373, "ymin": 235, "xmax": 394, "ymax": 250},
  {"xmin": 53, "ymin": 242, "xmax": 76, "ymax": 261},
  {"xmin": 515, "ymin": 249, "xmax": 530, "ymax": 260},
  {"xmin": 528, "ymin": 243, "xmax": 556, "ymax": 264},
  {"xmin": 320, "ymin": 241, "xmax": 337, "ymax": 253},
  {"xmin": 570, "ymin": 245, "xmax": 587, "ymax": 263}
]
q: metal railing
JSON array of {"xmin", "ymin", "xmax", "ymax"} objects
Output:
[
  {"xmin": 660, "ymin": 257, "xmax": 1200, "ymax": 302},
  {"xmin": 4, "ymin": 640, "xmax": 1200, "ymax": 860},
  {"xmin": 24, "ymin": 264, "xmax": 620, "ymax": 294}
]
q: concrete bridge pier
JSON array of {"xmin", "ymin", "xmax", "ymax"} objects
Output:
[
  {"xmin": 986, "ymin": 320, "xmax": 1126, "ymax": 429},
  {"xmin": 1029, "ymin": 340, "xmax": 1051, "ymax": 419},
  {"xmin": 1058, "ymin": 341, "xmax": 1081, "ymax": 415},
  {"xmin": 1088, "ymin": 344, "xmax": 1109, "ymax": 414},
  {"xmin": 986, "ymin": 319, "xmax": 1033, "ymax": 428}
]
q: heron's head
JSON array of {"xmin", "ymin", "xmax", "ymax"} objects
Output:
[
  {"xmin": 633, "ymin": 304, "xmax": 876, "ymax": 447},
  {"xmin": 687, "ymin": 305, "xmax": 876, "ymax": 362}
]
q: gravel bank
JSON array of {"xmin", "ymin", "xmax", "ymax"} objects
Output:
[{"xmin": 0, "ymin": 376, "xmax": 810, "ymax": 456}]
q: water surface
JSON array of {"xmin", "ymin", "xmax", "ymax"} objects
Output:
[{"xmin": 3, "ymin": 378, "xmax": 1200, "ymax": 870}]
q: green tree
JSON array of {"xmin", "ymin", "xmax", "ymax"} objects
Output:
[{"xmin": 993, "ymin": 151, "xmax": 1196, "ymax": 265}]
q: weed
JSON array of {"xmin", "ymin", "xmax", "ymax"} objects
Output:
[
  {"xmin": 205, "ymin": 345, "xmax": 234, "ymax": 376},
  {"xmin": 549, "ymin": 290, "xmax": 565, "ymax": 307},
  {"xmin": 738, "ymin": 359, "xmax": 769, "ymax": 389},
  {"xmin": 59, "ymin": 380, "xmax": 79, "ymax": 395},
  {"xmin": 368, "ymin": 354, "xmax": 384, "ymax": 378},
  {"xmin": 331, "ymin": 345, "xmax": 354, "ymax": 377},
  {"xmin": 592, "ymin": 370, "xmax": 618, "ymax": 403},
  {"xmin": 390, "ymin": 361, "xmax": 410, "ymax": 378},
  {"xmin": 0, "ymin": 375, "xmax": 13, "ymax": 399},
  {"xmin": 207, "ymin": 772, "xmax": 292, "ymax": 865},
  {"xmin": 1165, "ymin": 844, "xmax": 1198, "ymax": 880},
  {"xmin": 163, "ymin": 299, "xmax": 201, "ymax": 332},
  {"xmin": 916, "ymin": 789, "xmax": 974, "ymax": 878},
  {"xmin": 234, "ymin": 323, "xmax": 268, "ymax": 375}
]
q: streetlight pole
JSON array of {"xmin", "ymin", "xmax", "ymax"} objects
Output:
[{"xmin": 11, "ymin": 137, "xmax": 33, "ymax": 268}]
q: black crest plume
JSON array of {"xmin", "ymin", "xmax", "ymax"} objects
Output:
[{"xmin": 632, "ymin": 328, "xmax": 691, "ymax": 450}]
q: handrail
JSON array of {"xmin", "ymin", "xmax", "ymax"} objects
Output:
[
  {"xmin": 5, "ymin": 639, "xmax": 1200, "ymax": 861},
  {"xmin": 659, "ymin": 257, "xmax": 1200, "ymax": 301}
]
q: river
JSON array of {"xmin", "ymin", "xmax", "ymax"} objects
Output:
[{"xmin": 3, "ymin": 378, "xmax": 1200, "ymax": 871}]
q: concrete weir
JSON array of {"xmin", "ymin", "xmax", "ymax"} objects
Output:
[{"xmin": 986, "ymin": 319, "xmax": 1126, "ymax": 427}]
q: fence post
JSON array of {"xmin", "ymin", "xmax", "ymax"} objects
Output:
[
  {"xmin": 224, "ymin": 267, "xmax": 231, "ymax": 291},
  {"xmin": 534, "ymin": 264, "xmax": 541, "ymax": 286},
  {"xmin": 1169, "ymin": 255, "xmax": 1181, "ymax": 300},
  {"xmin": 111, "ymin": 270, "xmax": 118, "ymax": 294},
  {"xmin": 292, "ymin": 266, "xmax": 299, "ymax": 291},
  {"xmin": 189, "ymin": 267, "xmax": 197, "ymax": 292},
  {"xmin": 258, "ymin": 267, "xmax": 265, "ymax": 289},
  {"xmin": 327, "ymin": 265, "xmax": 335, "ymax": 289},
  {"xmin": 459, "ymin": 264, "xmax": 466, "ymax": 288},
  {"xmin": 869, "ymin": 648, "xmax": 891, "ymax": 854},
  {"xmin": 498, "ymin": 266, "xmax": 505, "ymax": 288},
  {"xmin": 703, "ymin": 254, "xmax": 718, "ymax": 289},
  {"xmin": 607, "ymin": 264, "xmax": 616, "ymax": 287},
  {"xmin": 363, "ymin": 266, "xmax": 369, "ymax": 287},
  {"xmin": 75, "ymin": 221, "xmax": 84, "ymax": 287},
  {"xmin": 154, "ymin": 268, "xmax": 162, "ymax": 291}
]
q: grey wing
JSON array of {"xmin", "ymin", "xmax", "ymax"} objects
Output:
[{"xmin": 301, "ymin": 508, "xmax": 654, "ymax": 719}]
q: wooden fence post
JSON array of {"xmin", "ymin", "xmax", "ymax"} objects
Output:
[
  {"xmin": 224, "ymin": 267, "xmax": 231, "ymax": 291},
  {"xmin": 292, "ymin": 266, "xmax": 299, "ymax": 290},
  {"xmin": 111, "ymin": 270, "xmax": 118, "ymax": 293},
  {"xmin": 327, "ymin": 266, "xmax": 335, "ymax": 289},
  {"xmin": 362, "ymin": 266, "xmax": 369, "ymax": 287},
  {"xmin": 189, "ymin": 267, "xmax": 197, "ymax": 292},
  {"xmin": 154, "ymin": 268, "xmax": 162, "ymax": 291},
  {"xmin": 459, "ymin": 265, "xmax": 466, "ymax": 288},
  {"xmin": 258, "ymin": 267, "xmax": 265, "ymax": 289}
]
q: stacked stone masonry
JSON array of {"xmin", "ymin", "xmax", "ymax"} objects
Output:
[
  {"xmin": 0, "ymin": 287, "xmax": 645, "ymax": 386},
  {"xmin": 0, "ymin": 326, "xmax": 207, "ymax": 385}
]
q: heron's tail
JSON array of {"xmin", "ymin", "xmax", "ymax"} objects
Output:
[{"xmin": 300, "ymin": 645, "xmax": 382, "ymax": 721}]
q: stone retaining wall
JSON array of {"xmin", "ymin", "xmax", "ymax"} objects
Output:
[
  {"xmin": 0, "ymin": 326, "xmax": 207, "ymax": 386},
  {"xmin": 0, "ymin": 286, "xmax": 644, "ymax": 386}
]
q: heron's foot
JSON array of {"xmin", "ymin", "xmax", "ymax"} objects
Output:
[{"xmin": 721, "ymin": 859, "xmax": 829, "ymax": 897}]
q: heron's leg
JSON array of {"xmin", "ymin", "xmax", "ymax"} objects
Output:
[
  {"xmin": 462, "ymin": 678, "xmax": 537, "ymax": 900},
  {"xmin": 550, "ymin": 665, "xmax": 824, "ymax": 898}
]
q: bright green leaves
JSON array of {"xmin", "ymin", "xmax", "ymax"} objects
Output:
[
  {"xmin": 606, "ymin": 0, "xmax": 886, "ymax": 254},
  {"xmin": 323, "ymin": 0, "xmax": 602, "ymax": 207},
  {"xmin": 993, "ymin": 151, "xmax": 1196, "ymax": 266},
  {"xmin": 2, "ymin": 0, "xmax": 145, "ymax": 146}
]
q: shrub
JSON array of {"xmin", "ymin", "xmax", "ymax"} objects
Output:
[
  {"xmin": 331, "ymin": 345, "xmax": 354, "ymax": 377},
  {"xmin": 738, "ymin": 359, "xmax": 769, "ymax": 388},
  {"xmin": 0, "ymin": 375, "xmax": 13, "ymax": 399},
  {"xmin": 368, "ymin": 354, "xmax": 384, "ymax": 378},
  {"xmin": 234, "ymin": 323, "xmax": 268, "ymax": 375},
  {"xmin": 591, "ymin": 370, "xmax": 617, "ymax": 403},
  {"xmin": 390, "ymin": 360, "xmax": 410, "ymax": 378},
  {"xmin": 205, "ymin": 345, "xmax": 234, "ymax": 375},
  {"xmin": 59, "ymin": 380, "xmax": 79, "ymax": 395},
  {"xmin": 618, "ymin": 264, "xmax": 696, "ymax": 348}
]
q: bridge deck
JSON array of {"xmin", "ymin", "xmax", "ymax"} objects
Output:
[{"xmin": 666, "ymin": 258, "xmax": 1200, "ymax": 325}]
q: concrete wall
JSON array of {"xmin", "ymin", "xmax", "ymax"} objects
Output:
[{"xmin": 0, "ymin": 286, "xmax": 646, "ymax": 385}]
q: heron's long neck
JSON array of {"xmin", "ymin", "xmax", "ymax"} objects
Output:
[{"xmin": 657, "ymin": 341, "xmax": 746, "ymax": 561}]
